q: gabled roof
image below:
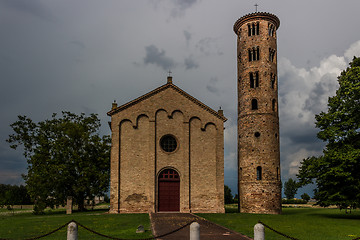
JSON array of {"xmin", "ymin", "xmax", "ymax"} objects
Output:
[{"xmin": 107, "ymin": 79, "xmax": 227, "ymax": 121}]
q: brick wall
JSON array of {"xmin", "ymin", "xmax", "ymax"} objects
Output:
[{"xmin": 109, "ymin": 84, "xmax": 225, "ymax": 213}]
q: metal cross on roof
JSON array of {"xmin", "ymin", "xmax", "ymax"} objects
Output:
[
  {"xmin": 254, "ymin": 3, "xmax": 259, "ymax": 12},
  {"xmin": 168, "ymin": 70, "xmax": 172, "ymax": 77}
]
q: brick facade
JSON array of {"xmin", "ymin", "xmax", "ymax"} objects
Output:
[
  {"xmin": 234, "ymin": 12, "xmax": 282, "ymax": 214},
  {"xmin": 107, "ymin": 77, "xmax": 226, "ymax": 213}
]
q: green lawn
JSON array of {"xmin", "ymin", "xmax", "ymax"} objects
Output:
[
  {"xmin": 0, "ymin": 207, "xmax": 152, "ymax": 240},
  {"xmin": 198, "ymin": 206, "xmax": 360, "ymax": 240},
  {"xmin": 2, "ymin": 205, "xmax": 360, "ymax": 240}
]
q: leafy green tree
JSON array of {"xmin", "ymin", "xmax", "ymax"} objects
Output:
[
  {"xmin": 7, "ymin": 112, "xmax": 111, "ymax": 213},
  {"xmin": 297, "ymin": 57, "xmax": 360, "ymax": 209},
  {"xmin": 224, "ymin": 185, "xmax": 233, "ymax": 204},
  {"xmin": 284, "ymin": 178, "xmax": 298, "ymax": 199},
  {"xmin": 301, "ymin": 193, "xmax": 311, "ymax": 202},
  {"xmin": 0, "ymin": 184, "xmax": 32, "ymax": 209}
]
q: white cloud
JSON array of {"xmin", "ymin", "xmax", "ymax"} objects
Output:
[
  {"xmin": 345, "ymin": 40, "xmax": 360, "ymax": 62},
  {"xmin": 287, "ymin": 148, "xmax": 322, "ymax": 177},
  {"xmin": 278, "ymin": 40, "xmax": 360, "ymax": 180}
]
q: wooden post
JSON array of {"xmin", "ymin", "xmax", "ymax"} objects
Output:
[
  {"xmin": 254, "ymin": 223, "xmax": 265, "ymax": 240},
  {"xmin": 67, "ymin": 222, "xmax": 78, "ymax": 240},
  {"xmin": 190, "ymin": 222, "xmax": 200, "ymax": 240}
]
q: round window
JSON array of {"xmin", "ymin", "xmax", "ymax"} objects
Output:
[{"xmin": 160, "ymin": 135, "xmax": 177, "ymax": 152}]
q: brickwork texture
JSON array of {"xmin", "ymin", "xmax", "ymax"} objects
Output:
[
  {"xmin": 234, "ymin": 12, "xmax": 282, "ymax": 214},
  {"xmin": 107, "ymin": 78, "xmax": 226, "ymax": 213}
]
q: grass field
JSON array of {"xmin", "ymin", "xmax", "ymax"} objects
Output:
[
  {"xmin": 1, "ymin": 205, "xmax": 360, "ymax": 240},
  {"xmin": 198, "ymin": 205, "xmax": 360, "ymax": 240},
  {"xmin": 0, "ymin": 206, "xmax": 153, "ymax": 240}
]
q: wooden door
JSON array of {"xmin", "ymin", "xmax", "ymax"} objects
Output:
[{"xmin": 158, "ymin": 169, "xmax": 180, "ymax": 212}]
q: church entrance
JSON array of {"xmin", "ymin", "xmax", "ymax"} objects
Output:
[{"xmin": 158, "ymin": 169, "xmax": 180, "ymax": 212}]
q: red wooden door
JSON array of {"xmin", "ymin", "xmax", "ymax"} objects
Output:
[{"xmin": 158, "ymin": 169, "xmax": 180, "ymax": 212}]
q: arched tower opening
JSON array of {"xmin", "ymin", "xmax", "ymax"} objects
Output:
[{"xmin": 234, "ymin": 12, "xmax": 282, "ymax": 214}]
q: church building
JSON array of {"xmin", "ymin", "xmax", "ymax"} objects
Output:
[{"xmin": 107, "ymin": 76, "xmax": 226, "ymax": 213}]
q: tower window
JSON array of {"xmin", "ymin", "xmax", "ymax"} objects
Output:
[
  {"xmin": 271, "ymin": 73, "xmax": 276, "ymax": 89},
  {"xmin": 257, "ymin": 166, "xmax": 262, "ymax": 180},
  {"xmin": 254, "ymin": 132, "xmax": 261, "ymax": 138},
  {"xmin": 272, "ymin": 99, "xmax": 276, "ymax": 111},
  {"xmin": 248, "ymin": 22, "xmax": 260, "ymax": 36},
  {"xmin": 251, "ymin": 99, "xmax": 258, "ymax": 110},
  {"xmin": 248, "ymin": 47, "xmax": 260, "ymax": 62},
  {"xmin": 269, "ymin": 48, "xmax": 276, "ymax": 62},
  {"xmin": 268, "ymin": 23, "xmax": 276, "ymax": 37},
  {"xmin": 250, "ymin": 72, "xmax": 259, "ymax": 88}
]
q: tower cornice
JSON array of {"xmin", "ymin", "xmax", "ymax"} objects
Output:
[{"xmin": 233, "ymin": 12, "xmax": 280, "ymax": 34}]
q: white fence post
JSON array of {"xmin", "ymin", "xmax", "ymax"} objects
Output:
[
  {"xmin": 190, "ymin": 222, "xmax": 200, "ymax": 240},
  {"xmin": 254, "ymin": 223, "xmax": 265, "ymax": 240},
  {"xmin": 67, "ymin": 221, "xmax": 78, "ymax": 240}
]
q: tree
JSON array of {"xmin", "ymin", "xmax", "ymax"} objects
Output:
[
  {"xmin": 297, "ymin": 57, "xmax": 360, "ymax": 209},
  {"xmin": 224, "ymin": 185, "xmax": 233, "ymax": 204},
  {"xmin": 0, "ymin": 184, "xmax": 32, "ymax": 209},
  {"xmin": 301, "ymin": 193, "xmax": 311, "ymax": 203},
  {"xmin": 284, "ymin": 178, "xmax": 298, "ymax": 199},
  {"xmin": 7, "ymin": 112, "xmax": 111, "ymax": 213}
]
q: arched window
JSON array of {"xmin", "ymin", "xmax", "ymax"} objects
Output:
[
  {"xmin": 159, "ymin": 169, "xmax": 179, "ymax": 180},
  {"xmin": 250, "ymin": 72, "xmax": 254, "ymax": 88},
  {"xmin": 249, "ymin": 47, "xmax": 260, "ymax": 61},
  {"xmin": 271, "ymin": 73, "xmax": 275, "ymax": 89},
  {"xmin": 272, "ymin": 99, "xmax": 276, "ymax": 111},
  {"xmin": 256, "ymin": 166, "xmax": 262, "ymax": 180},
  {"xmin": 269, "ymin": 48, "xmax": 276, "ymax": 62},
  {"xmin": 268, "ymin": 24, "xmax": 275, "ymax": 37},
  {"xmin": 248, "ymin": 22, "xmax": 260, "ymax": 36},
  {"xmin": 255, "ymin": 72, "xmax": 259, "ymax": 87},
  {"xmin": 251, "ymin": 99, "xmax": 258, "ymax": 110}
]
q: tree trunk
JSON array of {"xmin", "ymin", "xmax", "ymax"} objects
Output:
[{"xmin": 77, "ymin": 197, "xmax": 85, "ymax": 211}]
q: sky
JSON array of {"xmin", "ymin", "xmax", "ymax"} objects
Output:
[{"xmin": 1, "ymin": 0, "xmax": 360, "ymax": 197}]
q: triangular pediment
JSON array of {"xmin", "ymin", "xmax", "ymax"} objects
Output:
[{"xmin": 107, "ymin": 81, "xmax": 227, "ymax": 121}]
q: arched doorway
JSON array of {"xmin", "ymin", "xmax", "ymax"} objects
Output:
[{"xmin": 158, "ymin": 169, "xmax": 180, "ymax": 212}]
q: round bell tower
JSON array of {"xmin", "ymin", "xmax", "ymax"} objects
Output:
[{"xmin": 233, "ymin": 12, "xmax": 281, "ymax": 214}]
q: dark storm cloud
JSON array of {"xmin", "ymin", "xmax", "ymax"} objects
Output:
[
  {"xmin": 0, "ymin": 143, "xmax": 26, "ymax": 185},
  {"xmin": 143, "ymin": 45, "xmax": 176, "ymax": 71},
  {"xmin": 0, "ymin": 0, "xmax": 53, "ymax": 21},
  {"xmin": 184, "ymin": 56, "xmax": 199, "ymax": 70}
]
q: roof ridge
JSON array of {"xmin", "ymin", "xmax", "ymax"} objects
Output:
[{"xmin": 107, "ymin": 82, "xmax": 227, "ymax": 121}]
